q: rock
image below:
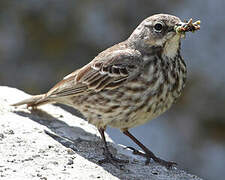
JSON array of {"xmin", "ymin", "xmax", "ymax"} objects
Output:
[{"xmin": 0, "ymin": 86, "xmax": 203, "ymax": 180}]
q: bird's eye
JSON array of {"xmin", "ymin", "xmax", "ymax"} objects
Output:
[{"xmin": 153, "ymin": 23, "xmax": 163, "ymax": 32}]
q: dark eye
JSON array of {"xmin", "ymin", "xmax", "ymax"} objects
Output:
[{"xmin": 154, "ymin": 23, "xmax": 163, "ymax": 32}]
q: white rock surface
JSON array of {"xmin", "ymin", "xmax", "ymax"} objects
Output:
[{"xmin": 0, "ymin": 86, "xmax": 203, "ymax": 180}]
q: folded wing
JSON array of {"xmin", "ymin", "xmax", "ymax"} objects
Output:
[{"xmin": 46, "ymin": 49, "xmax": 142, "ymax": 98}]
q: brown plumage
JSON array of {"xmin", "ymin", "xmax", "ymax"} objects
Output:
[{"xmin": 12, "ymin": 14, "xmax": 200, "ymax": 168}]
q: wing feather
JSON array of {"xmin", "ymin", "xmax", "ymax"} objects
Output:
[{"xmin": 46, "ymin": 49, "xmax": 142, "ymax": 98}]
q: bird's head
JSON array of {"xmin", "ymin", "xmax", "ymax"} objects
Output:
[{"xmin": 128, "ymin": 14, "xmax": 200, "ymax": 58}]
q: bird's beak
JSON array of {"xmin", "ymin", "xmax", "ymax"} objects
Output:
[{"xmin": 174, "ymin": 18, "xmax": 201, "ymax": 36}]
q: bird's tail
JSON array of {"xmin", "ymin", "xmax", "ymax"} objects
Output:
[{"xmin": 11, "ymin": 94, "xmax": 52, "ymax": 107}]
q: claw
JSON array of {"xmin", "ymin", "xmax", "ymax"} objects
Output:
[
  {"xmin": 154, "ymin": 157, "xmax": 177, "ymax": 169},
  {"xmin": 125, "ymin": 146, "xmax": 177, "ymax": 169},
  {"xmin": 98, "ymin": 147, "xmax": 129, "ymax": 169}
]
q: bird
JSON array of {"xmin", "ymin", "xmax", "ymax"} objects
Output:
[{"xmin": 12, "ymin": 14, "xmax": 200, "ymax": 168}]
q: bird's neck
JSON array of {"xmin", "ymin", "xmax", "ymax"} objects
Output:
[
  {"xmin": 127, "ymin": 34, "xmax": 181, "ymax": 60},
  {"xmin": 127, "ymin": 38, "xmax": 162, "ymax": 56}
]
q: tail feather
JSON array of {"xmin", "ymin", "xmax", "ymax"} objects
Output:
[{"xmin": 11, "ymin": 94, "xmax": 51, "ymax": 107}]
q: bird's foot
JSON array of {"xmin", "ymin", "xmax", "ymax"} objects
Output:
[
  {"xmin": 126, "ymin": 146, "xmax": 177, "ymax": 169},
  {"xmin": 98, "ymin": 147, "xmax": 129, "ymax": 169}
]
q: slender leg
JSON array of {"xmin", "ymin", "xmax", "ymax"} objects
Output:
[
  {"xmin": 123, "ymin": 130, "xmax": 176, "ymax": 168},
  {"xmin": 98, "ymin": 128, "xmax": 128, "ymax": 167}
]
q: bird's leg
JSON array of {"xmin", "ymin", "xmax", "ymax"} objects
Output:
[
  {"xmin": 123, "ymin": 130, "xmax": 176, "ymax": 169},
  {"xmin": 98, "ymin": 128, "xmax": 128, "ymax": 168}
]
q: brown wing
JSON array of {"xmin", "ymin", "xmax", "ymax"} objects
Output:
[{"xmin": 46, "ymin": 49, "xmax": 142, "ymax": 98}]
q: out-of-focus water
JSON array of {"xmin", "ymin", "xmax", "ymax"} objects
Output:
[{"xmin": 1, "ymin": 1, "xmax": 224, "ymax": 179}]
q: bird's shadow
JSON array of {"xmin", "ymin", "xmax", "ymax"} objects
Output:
[{"xmin": 13, "ymin": 106, "xmax": 131, "ymax": 177}]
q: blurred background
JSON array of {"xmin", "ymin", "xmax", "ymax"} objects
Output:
[{"xmin": 1, "ymin": 0, "xmax": 224, "ymax": 179}]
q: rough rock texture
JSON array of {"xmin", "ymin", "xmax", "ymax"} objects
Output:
[{"xmin": 0, "ymin": 86, "xmax": 202, "ymax": 180}]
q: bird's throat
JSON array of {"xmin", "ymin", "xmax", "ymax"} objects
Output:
[{"xmin": 162, "ymin": 34, "xmax": 181, "ymax": 59}]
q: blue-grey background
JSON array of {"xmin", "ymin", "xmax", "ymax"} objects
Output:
[{"xmin": 1, "ymin": 1, "xmax": 225, "ymax": 179}]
